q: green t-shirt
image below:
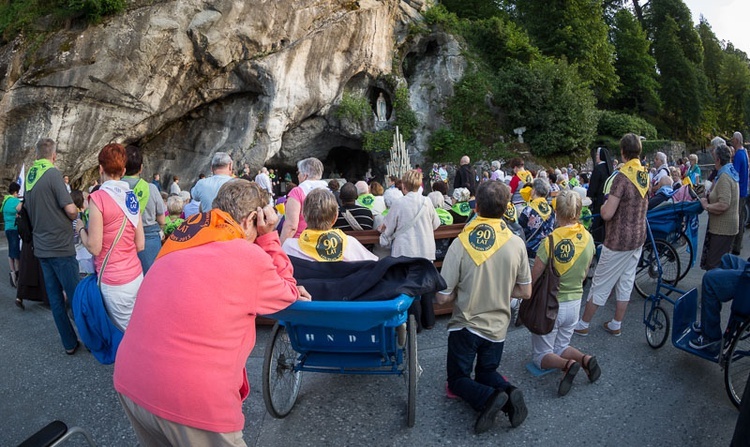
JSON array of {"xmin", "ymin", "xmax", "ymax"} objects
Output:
[
  {"xmin": 2, "ymin": 195, "xmax": 20, "ymax": 230},
  {"xmin": 536, "ymin": 228, "xmax": 594, "ymax": 302}
]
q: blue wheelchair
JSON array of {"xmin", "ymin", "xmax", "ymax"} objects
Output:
[
  {"xmin": 261, "ymin": 295, "xmax": 418, "ymax": 427},
  {"xmin": 642, "ymin": 219, "xmax": 750, "ymax": 409}
]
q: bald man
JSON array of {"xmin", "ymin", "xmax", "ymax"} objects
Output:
[{"xmin": 453, "ymin": 155, "xmax": 477, "ymax": 196}]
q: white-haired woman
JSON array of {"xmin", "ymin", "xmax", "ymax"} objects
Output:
[
  {"xmin": 528, "ymin": 190, "xmax": 600, "ymax": 396},
  {"xmin": 280, "ymin": 157, "xmax": 328, "ymax": 245},
  {"xmin": 700, "ymin": 144, "xmax": 739, "ymax": 271}
]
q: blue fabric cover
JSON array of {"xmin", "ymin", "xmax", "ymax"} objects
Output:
[{"xmin": 72, "ymin": 275, "xmax": 124, "ymax": 364}]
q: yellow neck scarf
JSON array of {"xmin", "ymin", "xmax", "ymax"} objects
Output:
[
  {"xmin": 517, "ymin": 169, "xmax": 533, "ymax": 185},
  {"xmin": 619, "ymin": 158, "xmax": 649, "ymax": 198},
  {"xmin": 458, "ymin": 217, "xmax": 513, "ymax": 265},
  {"xmin": 157, "ymin": 209, "xmax": 245, "ymax": 260},
  {"xmin": 298, "ymin": 228, "xmax": 348, "ymax": 262},
  {"xmin": 549, "ymin": 223, "xmax": 591, "ymax": 275},
  {"xmin": 504, "ymin": 202, "xmax": 517, "ymax": 222},
  {"xmin": 528, "ymin": 197, "xmax": 552, "ymax": 220}
]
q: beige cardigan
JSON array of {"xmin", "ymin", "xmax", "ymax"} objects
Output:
[{"xmin": 381, "ymin": 192, "xmax": 441, "ymax": 260}]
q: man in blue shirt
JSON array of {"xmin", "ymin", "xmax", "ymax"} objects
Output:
[
  {"xmin": 732, "ymin": 132, "xmax": 748, "ymax": 256},
  {"xmin": 191, "ymin": 152, "xmax": 234, "ymax": 212}
]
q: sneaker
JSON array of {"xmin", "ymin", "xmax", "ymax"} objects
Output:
[
  {"xmin": 503, "ymin": 387, "xmax": 528, "ymax": 428},
  {"xmin": 691, "ymin": 322, "xmax": 702, "ymax": 334},
  {"xmin": 689, "ymin": 335, "xmax": 720, "ymax": 351},
  {"xmin": 603, "ymin": 321, "xmax": 621, "ymax": 337},
  {"xmin": 475, "ymin": 390, "xmax": 508, "ymax": 434},
  {"xmin": 573, "ymin": 324, "xmax": 589, "ymax": 336}
]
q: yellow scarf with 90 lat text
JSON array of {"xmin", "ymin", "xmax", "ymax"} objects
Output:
[
  {"xmin": 618, "ymin": 158, "xmax": 649, "ymax": 198},
  {"xmin": 527, "ymin": 197, "xmax": 552, "ymax": 220},
  {"xmin": 298, "ymin": 228, "xmax": 348, "ymax": 262},
  {"xmin": 458, "ymin": 217, "xmax": 513, "ymax": 266},
  {"xmin": 546, "ymin": 223, "xmax": 591, "ymax": 276}
]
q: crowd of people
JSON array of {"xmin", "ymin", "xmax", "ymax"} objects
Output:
[{"xmin": 2, "ymin": 130, "xmax": 750, "ymax": 442}]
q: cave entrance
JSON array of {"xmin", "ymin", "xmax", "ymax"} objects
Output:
[{"xmin": 324, "ymin": 147, "xmax": 371, "ymax": 182}]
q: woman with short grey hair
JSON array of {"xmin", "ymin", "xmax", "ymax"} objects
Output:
[
  {"xmin": 700, "ymin": 144, "xmax": 740, "ymax": 270},
  {"xmin": 280, "ymin": 157, "xmax": 328, "ymax": 245},
  {"xmin": 519, "ymin": 178, "xmax": 556, "ymax": 260}
]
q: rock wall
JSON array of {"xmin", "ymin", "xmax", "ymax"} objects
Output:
[{"xmin": 0, "ymin": 0, "xmax": 454, "ymax": 188}]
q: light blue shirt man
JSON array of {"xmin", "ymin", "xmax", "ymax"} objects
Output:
[{"xmin": 191, "ymin": 152, "xmax": 234, "ymax": 212}]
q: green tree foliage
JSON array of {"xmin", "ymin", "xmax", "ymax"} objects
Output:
[
  {"xmin": 513, "ymin": 0, "xmax": 619, "ymax": 101},
  {"xmin": 609, "ymin": 9, "xmax": 661, "ymax": 115},
  {"xmin": 647, "ymin": 0, "xmax": 708, "ymax": 141},
  {"xmin": 493, "ymin": 59, "xmax": 598, "ymax": 158},
  {"xmin": 0, "ymin": 0, "xmax": 126, "ymax": 42},
  {"xmin": 597, "ymin": 110, "xmax": 658, "ymax": 140},
  {"xmin": 698, "ymin": 18, "xmax": 724, "ymax": 96},
  {"xmin": 440, "ymin": 0, "xmax": 505, "ymax": 21},
  {"xmin": 716, "ymin": 52, "xmax": 750, "ymax": 133}
]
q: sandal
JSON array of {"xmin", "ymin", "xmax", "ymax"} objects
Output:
[
  {"xmin": 558, "ymin": 359, "xmax": 580, "ymax": 397},
  {"xmin": 15, "ymin": 298, "xmax": 24, "ymax": 310},
  {"xmin": 582, "ymin": 355, "xmax": 601, "ymax": 383}
]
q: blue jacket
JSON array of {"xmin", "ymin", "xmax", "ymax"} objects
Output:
[
  {"xmin": 733, "ymin": 148, "xmax": 748, "ymax": 198},
  {"xmin": 72, "ymin": 275, "xmax": 124, "ymax": 364}
]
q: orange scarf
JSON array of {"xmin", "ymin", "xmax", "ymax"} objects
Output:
[{"xmin": 157, "ymin": 209, "xmax": 245, "ymax": 260}]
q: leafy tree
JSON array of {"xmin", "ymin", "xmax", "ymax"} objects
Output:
[
  {"xmin": 717, "ymin": 52, "xmax": 750, "ymax": 133},
  {"xmin": 440, "ymin": 0, "xmax": 506, "ymax": 20},
  {"xmin": 493, "ymin": 59, "xmax": 598, "ymax": 158},
  {"xmin": 610, "ymin": 9, "xmax": 661, "ymax": 114},
  {"xmin": 697, "ymin": 18, "xmax": 724, "ymax": 96},
  {"xmin": 597, "ymin": 110, "xmax": 658, "ymax": 140},
  {"xmin": 646, "ymin": 0, "xmax": 708, "ymax": 141},
  {"xmin": 513, "ymin": 0, "xmax": 619, "ymax": 101}
]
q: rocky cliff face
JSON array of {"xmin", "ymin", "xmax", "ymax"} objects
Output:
[{"xmin": 0, "ymin": 0, "xmax": 463, "ymax": 188}]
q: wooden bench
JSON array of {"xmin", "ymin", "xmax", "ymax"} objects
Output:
[{"xmin": 344, "ymin": 224, "xmax": 464, "ymax": 315}]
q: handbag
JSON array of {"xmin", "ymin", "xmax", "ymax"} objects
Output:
[
  {"xmin": 72, "ymin": 217, "xmax": 128, "ymax": 364},
  {"xmin": 518, "ymin": 235, "xmax": 560, "ymax": 335}
]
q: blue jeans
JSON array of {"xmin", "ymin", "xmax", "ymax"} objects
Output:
[
  {"xmin": 138, "ymin": 224, "xmax": 161, "ymax": 275},
  {"xmin": 39, "ymin": 256, "xmax": 80, "ymax": 350},
  {"xmin": 700, "ymin": 254, "xmax": 748, "ymax": 341},
  {"xmin": 447, "ymin": 328, "xmax": 511, "ymax": 412}
]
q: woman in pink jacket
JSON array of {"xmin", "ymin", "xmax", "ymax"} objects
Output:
[{"xmin": 114, "ymin": 179, "xmax": 309, "ymax": 446}]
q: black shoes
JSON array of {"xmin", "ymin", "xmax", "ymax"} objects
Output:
[
  {"xmin": 504, "ymin": 386, "xmax": 528, "ymax": 428},
  {"xmin": 475, "ymin": 390, "xmax": 508, "ymax": 434}
]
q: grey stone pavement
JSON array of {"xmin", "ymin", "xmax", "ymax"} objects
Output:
[{"xmin": 0, "ymin": 214, "xmax": 745, "ymax": 446}]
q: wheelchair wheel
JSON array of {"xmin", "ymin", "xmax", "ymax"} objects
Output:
[
  {"xmin": 724, "ymin": 318, "xmax": 750, "ymax": 409},
  {"xmin": 263, "ymin": 323, "xmax": 302, "ymax": 418},
  {"xmin": 669, "ymin": 231, "xmax": 694, "ymax": 282},
  {"xmin": 635, "ymin": 239, "xmax": 680, "ymax": 299},
  {"xmin": 645, "ymin": 305, "xmax": 670, "ymax": 349},
  {"xmin": 404, "ymin": 314, "xmax": 418, "ymax": 428}
]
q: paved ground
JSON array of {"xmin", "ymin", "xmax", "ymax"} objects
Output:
[{"xmin": 0, "ymin": 213, "xmax": 746, "ymax": 446}]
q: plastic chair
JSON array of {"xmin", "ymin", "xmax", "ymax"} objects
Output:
[{"xmin": 17, "ymin": 420, "xmax": 96, "ymax": 447}]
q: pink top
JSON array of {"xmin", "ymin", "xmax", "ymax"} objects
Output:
[
  {"xmin": 113, "ymin": 232, "xmax": 299, "ymax": 433},
  {"xmin": 287, "ymin": 186, "xmax": 308, "ymax": 238},
  {"xmin": 89, "ymin": 191, "xmax": 142, "ymax": 286}
]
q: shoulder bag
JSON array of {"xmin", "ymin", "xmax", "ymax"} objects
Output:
[
  {"xmin": 72, "ymin": 217, "xmax": 128, "ymax": 364},
  {"xmin": 518, "ymin": 235, "xmax": 560, "ymax": 335}
]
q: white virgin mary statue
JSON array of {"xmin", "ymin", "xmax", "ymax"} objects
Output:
[{"xmin": 376, "ymin": 93, "xmax": 387, "ymax": 122}]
